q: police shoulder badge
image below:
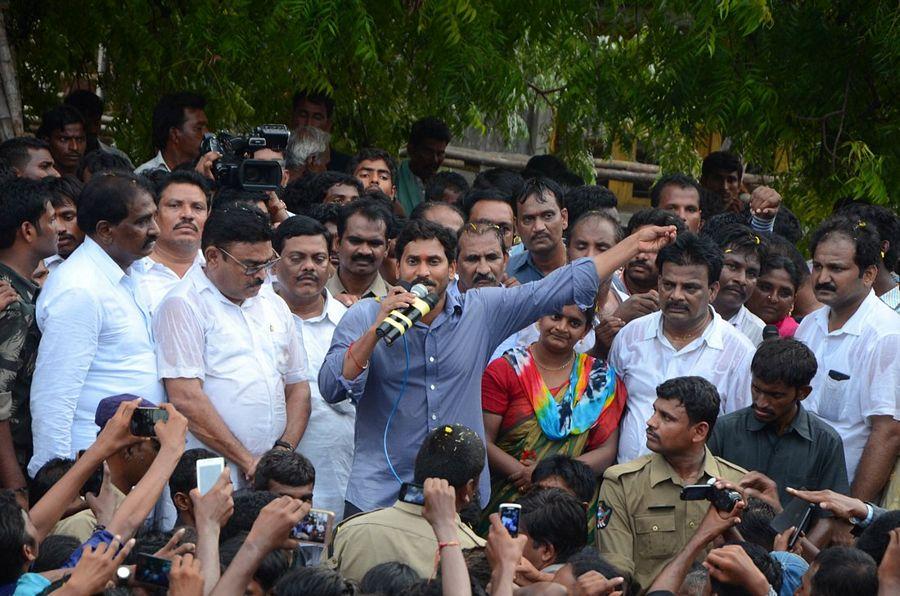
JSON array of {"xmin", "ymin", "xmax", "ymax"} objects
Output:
[{"xmin": 597, "ymin": 500, "xmax": 612, "ymax": 529}]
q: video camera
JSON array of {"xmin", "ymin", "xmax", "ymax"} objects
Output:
[
  {"xmin": 199, "ymin": 124, "xmax": 290, "ymax": 191},
  {"xmin": 680, "ymin": 478, "xmax": 742, "ymax": 512}
]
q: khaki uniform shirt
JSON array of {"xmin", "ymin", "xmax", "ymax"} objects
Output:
[
  {"xmin": 328, "ymin": 500, "xmax": 484, "ymax": 581},
  {"xmin": 596, "ymin": 448, "xmax": 746, "ymax": 588},
  {"xmin": 325, "ymin": 269, "xmax": 390, "ymax": 300}
]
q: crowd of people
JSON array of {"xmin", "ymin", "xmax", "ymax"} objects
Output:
[{"xmin": 0, "ymin": 87, "xmax": 897, "ymax": 596}]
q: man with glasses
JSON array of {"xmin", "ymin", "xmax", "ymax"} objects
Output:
[{"xmin": 153, "ymin": 205, "xmax": 311, "ymax": 486}]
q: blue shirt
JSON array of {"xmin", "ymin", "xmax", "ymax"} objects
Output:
[
  {"xmin": 319, "ymin": 258, "xmax": 601, "ymax": 510},
  {"xmin": 506, "ymin": 250, "xmax": 546, "ymax": 284}
]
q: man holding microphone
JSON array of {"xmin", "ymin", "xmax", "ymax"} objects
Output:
[{"xmin": 320, "ymin": 185, "xmax": 677, "ymax": 517}]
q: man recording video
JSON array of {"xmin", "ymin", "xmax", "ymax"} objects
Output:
[{"xmin": 319, "ymin": 180, "xmax": 677, "ymax": 517}]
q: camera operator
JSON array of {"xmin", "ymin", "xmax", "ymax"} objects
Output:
[{"xmin": 596, "ymin": 376, "xmax": 747, "ymax": 588}]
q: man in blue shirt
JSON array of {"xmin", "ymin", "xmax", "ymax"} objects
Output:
[
  {"xmin": 506, "ymin": 177, "xmax": 569, "ymax": 283},
  {"xmin": 319, "ymin": 218, "xmax": 676, "ymax": 515}
]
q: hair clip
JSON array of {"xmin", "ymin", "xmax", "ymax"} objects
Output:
[
  {"xmin": 724, "ymin": 248, "xmax": 733, "ymax": 254},
  {"xmin": 752, "ymin": 234, "xmax": 760, "ymax": 244},
  {"xmin": 857, "ymin": 220, "xmax": 867, "ymax": 228},
  {"xmin": 443, "ymin": 426, "xmax": 453, "ymax": 434}
]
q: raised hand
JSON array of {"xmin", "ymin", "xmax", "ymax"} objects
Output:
[
  {"xmin": 785, "ymin": 487, "xmax": 868, "ymax": 521},
  {"xmin": 422, "ymin": 478, "xmax": 458, "ymax": 542},
  {"xmin": 62, "ymin": 536, "xmax": 135, "ymax": 596},
  {"xmin": 633, "ymin": 225, "xmax": 679, "ymax": 254},
  {"xmin": 169, "ymin": 553, "xmax": 204, "ymax": 596}
]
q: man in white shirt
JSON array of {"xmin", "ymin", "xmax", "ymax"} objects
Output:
[
  {"xmin": 610, "ymin": 232, "xmax": 755, "ymax": 464},
  {"xmin": 133, "ymin": 171, "xmax": 209, "ymax": 316},
  {"xmin": 135, "ymin": 92, "xmax": 208, "ymax": 174},
  {"xmin": 29, "ymin": 172, "xmax": 163, "ymax": 475},
  {"xmin": 706, "ymin": 223, "xmax": 767, "ymax": 346},
  {"xmin": 272, "ymin": 215, "xmax": 353, "ymax": 520},
  {"xmin": 154, "ymin": 205, "xmax": 311, "ymax": 486},
  {"xmin": 796, "ymin": 215, "xmax": 900, "ymax": 501}
]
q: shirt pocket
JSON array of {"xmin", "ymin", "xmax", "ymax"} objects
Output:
[
  {"xmin": 817, "ymin": 371, "xmax": 850, "ymax": 422},
  {"xmin": 634, "ymin": 513, "xmax": 678, "ymax": 559}
]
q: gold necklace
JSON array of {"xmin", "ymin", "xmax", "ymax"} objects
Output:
[
  {"xmin": 530, "ymin": 347, "xmax": 575, "ymax": 371},
  {"xmin": 666, "ymin": 312, "xmax": 710, "ymax": 341}
]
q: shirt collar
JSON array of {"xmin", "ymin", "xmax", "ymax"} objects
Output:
[
  {"xmin": 291, "ymin": 288, "xmax": 346, "ymax": 324},
  {"xmin": 192, "ymin": 265, "xmax": 256, "ymax": 308},
  {"xmin": 743, "ymin": 403, "xmax": 813, "ymax": 441},
  {"xmin": 649, "ymin": 307, "xmax": 725, "ymax": 350},
  {"xmin": 82, "ymin": 236, "xmax": 129, "ymax": 286},
  {"xmin": 649, "ymin": 447, "xmax": 724, "ymax": 488},
  {"xmin": 811, "ymin": 290, "xmax": 879, "ymax": 336},
  {"xmin": 134, "ymin": 250, "xmax": 205, "ymax": 275}
]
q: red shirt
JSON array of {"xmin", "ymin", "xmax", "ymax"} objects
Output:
[{"xmin": 482, "ymin": 356, "xmax": 610, "ymax": 450}]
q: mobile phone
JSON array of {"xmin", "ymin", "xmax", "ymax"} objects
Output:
[
  {"xmin": 291, "ymin": 508, "xmax": 336, "ymax": 545},
  {"xmin": 130, "ymin": 407, "xmax": 168, "ymax": 437},
  {"xmin": 499, "ymin": 503, "xmax": 521, "ymax": 537},
  {"xmin": 196, "ymin": 457, "xmax": 225, "ymax": 495},
  {"xmin": 135, "ymin": 553, "xmax": 172, "ymax": 588},
  {"xmin": 770, "ymin": 495, "xmax": 813, "ymax": 534},
  {"xmin": 680, "ymin": 484, "xmax": 712, "ymax": 501},
  {"xmin": 789, "ymin": 505, "xmax": 817, "ymax": 550},
  {"xmin": 399, "ymin": 482, "xmax": 425, "ymax": 506}
]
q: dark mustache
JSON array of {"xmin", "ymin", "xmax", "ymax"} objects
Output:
[
  {"xmin": 352, "ymin": 254, "xmax": 375, "ymax": 263},
  {"xmin": 815, "ymin": 283, "xmax": 837, "ymax": 292},
  {"xmin": 57, "ymin": 233, "xmax": 76, "ymax": 243},
  {"xmin": 472, "ymin": 272, "xmax": 497, "ymax": 285},
  {"xmin": 248, "ymin": 278, "xmax": 264, "ymax": 287},
  {"xmin": 412, "ymin": 277, "xmax": 437, "ymax": 287},
  {"xmin": 175, "ymin": 222, "xmax": 199, "ymax": 232},
  {"xmin": 665, "ymin": 301, "xmax": 689, "ymax": 310},
  {"xmin": 296, "ymin": 274, "xmax": 318, "ymax": 282},
  {"xmin": 142, "ymin": 236, "xmax": 157, "ymax": 248}
]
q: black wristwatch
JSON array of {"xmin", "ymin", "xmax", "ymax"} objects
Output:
[{"xmin": 274, "ymin": 439, "xmax": 293, "ymax": 451}]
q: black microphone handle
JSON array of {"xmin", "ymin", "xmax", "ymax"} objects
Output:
[{"xmin": 377, "ymin": 293, "xmax": 440, "ymax": 345}]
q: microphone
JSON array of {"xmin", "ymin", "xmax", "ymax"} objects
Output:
[
  {"xmin": 376, "ymin": 283, "xmax": 439, "ymax": 346},
  {"xmin": 762, "ymin": 325, "xmax": 779, "ymax": 341}
]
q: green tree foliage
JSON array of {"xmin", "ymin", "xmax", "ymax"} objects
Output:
[{"xmin": 8, "ymin": 0, "xmax": 898, "ymax": 224}]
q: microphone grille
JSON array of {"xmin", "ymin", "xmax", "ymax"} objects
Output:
[{"xmin": 410, "ymin": 284, "xmax": 429, "ymax": 298}]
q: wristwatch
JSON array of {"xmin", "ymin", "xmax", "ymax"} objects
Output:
[
  {"xmin": 116, "ymin": 565, "xmax": 132, "ymax": 587},
  {"xmin": 274, "ymin": 439, "xmax": 294, "ymax": 451},
  {"xmin": 850, "ymin": 502, "xmax": 875, "ymax": 528}
]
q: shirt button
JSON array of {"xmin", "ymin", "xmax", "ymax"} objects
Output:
[
  {"xmin": 429, "ymin": 356, "xmax": 435, "ymax": 362},
  {"xmin": 652, "ymin": 525, "xmax": 659, "ymax": 531},
  {"xmin": 431, "ymin": 414, "xmax": 437, "ymax": 421},
  {"xmin": 430, "ymin": 384, "xmax": 436, "ymax": 390},
  {"xmin": 689, "ymin": 521, "xmax": 696, "ymax": 528}
]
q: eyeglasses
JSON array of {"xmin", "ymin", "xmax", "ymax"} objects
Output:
[{"xmin": 217, "ymin": 246, "xmax": 281, "ymax": 276}]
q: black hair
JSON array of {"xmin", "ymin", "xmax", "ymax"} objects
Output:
[
  {"xmin": 810, "ymin": 547, "xmax": 877, "ymax": 596},
  {"xmin": 514, "ymin": 176, "xmax": 565, "ymax": 213},
  {"xmin": 757, "ymin": 253, "xmax": 803, "ymax": 294},
  {"xmin": 655, "ymin": 376, "xmax": 721, "ymax": 436},
  {"xmin": 751, "ymin": 338, "xmax": 817, "ymax": 388},
  {"xmin": 701, "ymin": 212, "xmax": 748, "ymax": 240},
  {"xmin": 650, "ymin": 173, "xmax": 702, "ymax": 208},
  {"xmin": 28, "ymin": 458, "xmax": 76, "ymax": 508},
  {"xmin": 304, "ymin": 171, "xmax": 364, "ymax": 207},
  {"xmin": 0, "ymin": 137, "xmax": 52, "ymax": 171},
  {"xmin": 201, "ymin": 204, "xmax": 272, "ymax": 251},
  {"xmin": 460, "ymin": 187, "xmax": 515, "ymax": 220},
  {"xmin": 252, "ymin": 449, "xmax": 315, "ymax": 491},
  {"xmin": 462, "ymin": 548, "xmax": 492, "ymax": 592},
  {"xmin": 564, "ymin": 185, "xmax": 619, "ymax": 223},
  {"xmin": 168, "ymin": 448, "xmax": 218, "ymax": 497},
  {"xmin": 656, "ymin": 231, "xmax": 724, "ymax": 285},
  {"xmin": 810, "ymin": 215, "xmax": 882, "ymax": 274},
  {"xmin": 395, "ymin": 218, "xmax": 458, "ymax": 263},
  {"xmin": 413, "ymin": 424, "xmax": 485, "ymax": 489},
  {"xmin": 0, "ymin": 177, "xmax": 54, "ymax": 249},
  {"xmin": 359, "ymin": 562, "xmax": 420, "ymax": 596},
  {"xmin": 838, "ymin": 202, "xmax": 900, "ymax": 273},
  {"xmin": 471, "ymin": 168, "xmax": 524, "ymax": 201},
  {"xmin": 76, "ymin": 150, "xmax": 132, "ymax": 181},
  {"xmin": 523, "ymin": 155, "xmax": 579, "ymax": 187},
  {"xmin": 36, "ymin": 105, "xmax": 85, "ymax": 139},
  {"xmin": 153, "ymin": 169, "xmax": 211, "ymax": 206},
  {"xmin": 151, "ymin": 92, "xmax": 206, "ymax": 152},
  {"xmin": 701, "ymin": 151, "xmax": 743, "ymax": 179},
  {"xmin": 306, "ymin": 201, "xmax": 342, "ymax": 228},
  {"xmin": 31, "ymin": 534, "xmax": 81, "ymax": 573},
  {"xmin": 211, "ymin": 187, "xmax": 269, "ymax": 212},
  {"xmin": 530, "ymin": 455, "xmax": 597, "ymax": 504},
  {"xmin": 570, "ymin": 210, "xmax": 625, "ymax": 244},
  {"xmin": 711, "ymin": 541, "xmax": 781, "ymax": 596},
  {"xmin": 699, "ymin": 186, "xmax": 726, "ymax": 222},
  {"xmin": 736, "ymin": 498, "xmax": 777, "ymax": 551},
  {"xmin": 336, "ymin": 197, "xmax": 393, "ymax": 240},
  {"xmin": 703, "ymin": 223, "xmax": 767, "ymax": 272},
  {"xmin": 855, "ymin": 509, "xmax": 900, "ymax": 564},
  {"xmin": 772, "ymin": 206, "xmax": 803, "ymax": 246},
  {"xmin": 764, "ymin": 234, "xmax": 808, "ymax": 286},
  {"xmin": 517, "ymin": 487, "xmax": 587, "ymax": 564},
  {"xmin": 0, "ymin": 161, "xmax": 12, "ymax": 185},
  {"xmin": 77, "ymin": 171, "xmax": 155, "ymax": 235},
  {"xmin": 219, "ymin": 532, "xmax": 290, "ymax": 592},
  {"xmin": 292, "ymin": 90, "xmax": 335, "ymax": 119},
  {"xmin": 409, "ymin": 117, "xmax": 451, "ymax": 146},
  {"xmin": 125, "ymin": 528, "xmax": 181, "ymax": 566},
  {"xmin": 273, "ymin": 567, "xmax": 358, "ymax": 596},
  {"xmin": 220, "ymin": 490, "xmax": 280, "ymax": 542},
  {"xmin": 272, "ymin": 215, "xmax": 331, "ymax": 254},
  {"xmin": 409, "ymin": 201, "xmax": 465, "ymax": 227},
  {"xmin": 425, "ymin": 171, "xmax": 469, "ymax": 203},
  {"xmin": 565, "ymin": 547, "xmax": 628, "ymax": 585},
  {"xmin": 347, "ymin": 147, "xmax": 397, "ymax": 183},
  {"xmin": 0, "ymin": 491, "xmax": 29, "ymax": 584},
  {"xmin": 456, "ymin": 222, "xmax": 507, "ymax": 255},
  {"xmin": 64, "ymin": 90, "xmax": 103, "ymax": 122},
  {"xmin": 44, "ymin": 175, "xmax": 83, "ymax": 209},
  {"xmin": 625, "ymin": 207, "xmax": 687, "ymax": 237}
]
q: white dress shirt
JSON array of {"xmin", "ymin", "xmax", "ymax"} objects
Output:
[
  {"xmin": 287, "ymin": 288, "xmax": 354, "ymax": 521},
  {"xmin": 153, "ymin": 267, "xmax": 308, "ymax": 485},
  {"xmin": 132, "ymin": 252, "xmax": 205, "ymax": 317},
  {"xmin": 795, "ymin": 291, "xmax": 900, "ymax": 481},
  {"xmin": 609, "ymin": 308, "xmax": 755, "ymax": 464},
  {"xmin": 43, "ymin": 254, "xmax": 64, "ymax": 275},
  {"xmin": 29, "ymin": 237, "xmax": 164, "ymax": 475},
  {"xmin": 134, "ymin": 151, "xmax": 171, "ymax": 174},
  {"xmin": 728, "ymin": 305, "xmax": 765, "ymax": 346}
]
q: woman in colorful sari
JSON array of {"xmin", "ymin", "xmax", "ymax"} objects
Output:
[{"xmin": 480, "ymin": 303, "xmax": 626, "ymax": 532}]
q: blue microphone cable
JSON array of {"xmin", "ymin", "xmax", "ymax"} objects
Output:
[{"xmin": 383, "ymin": 334, "xmax": 411, "ymax": 484}]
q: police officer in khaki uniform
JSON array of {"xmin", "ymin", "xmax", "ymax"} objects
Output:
[
  {"xmin": 327, "ymin": 424, "xmax": 486, "ymax": 581},
  {"xmin": 597, "ymin": 376, "xmax": 746, "ymax": 588}
]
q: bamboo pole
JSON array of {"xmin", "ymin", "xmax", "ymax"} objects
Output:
[{"xmin": 0, "ymin": 8, "xmax": 23, "ymax": 139}]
